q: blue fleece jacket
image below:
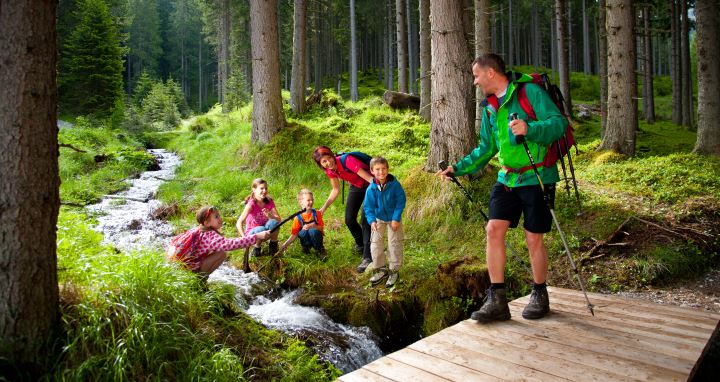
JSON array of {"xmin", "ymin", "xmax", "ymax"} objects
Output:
[{"xmin": 363, "ymin": 174, "xmax": 406, "ymax": 223}]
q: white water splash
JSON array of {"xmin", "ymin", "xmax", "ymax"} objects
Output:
[
  {"xmin": 248, "ymin": 290, "xmax": 383, "ymax": 373},
  {"xmin": 87, "ymin": 149, "xmax": 181, "ymax": 252}
]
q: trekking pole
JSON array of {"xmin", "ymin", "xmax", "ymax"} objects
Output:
[
  {"xmin": 438, "ymin": 161, "xmax": 531, "ymax": 274},
  {"xmin": 252, "ymin": 208, "xmax": 305, "ymax": 273},
  {"xmin": 244, "ymin": 209, "xmax": 305, "ymax": 273},
  {"xmin": 511, "ymin": 113, "xmax": 595, "ymax": 316},
  {"xmin": 563, "ymin": 135, "xmax": 583, "ymax": 211}
]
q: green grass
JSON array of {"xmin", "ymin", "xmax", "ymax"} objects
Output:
[
  {"xmin": 47, "ymin": 67, "xmax": 718, "ymax": 379},
  {"xmin": 52, "ymin": 211, "xmax": 339, "ymax": 381}
]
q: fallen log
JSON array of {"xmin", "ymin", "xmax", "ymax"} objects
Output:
[{"xmin": 382, "ymin": 90, "xmax": 420, "ymax": 110}]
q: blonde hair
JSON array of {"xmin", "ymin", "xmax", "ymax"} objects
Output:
[
  {"xmin": 296, "ymin": 188, "xmax": 313, "ymax": 202},
  {"xmin": 245, "ymin": 178, "xmax": 271, "ymax": 204}
]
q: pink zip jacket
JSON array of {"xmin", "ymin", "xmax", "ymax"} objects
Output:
[{"xmin": 169, "ymin": 228, "xmax": 257, "ymax": 271}]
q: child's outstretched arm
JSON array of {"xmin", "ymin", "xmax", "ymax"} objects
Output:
[
  {"xmin": 277, "ymin": 234, "xmax": 298, "ymax": 255},
  {"xmin": 204, "ymin": 230, "xmax": 258, "ymax": 252},
  {"xmin": 269, "ymin": 206, "xmax": 282, "ymax": 221},
  {"xmin": 236, "ymin": 202, "xmax": 252, "ymax": 234}
]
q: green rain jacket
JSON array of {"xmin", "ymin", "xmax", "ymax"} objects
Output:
[{"xmin": 453, "ymin": 73, "xmax": 568, "ymax": 187}]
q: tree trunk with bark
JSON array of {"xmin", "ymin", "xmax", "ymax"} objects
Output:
[
  {"xmin": 426, "ymin": 0, "xmax": 474, "ymax": 171},
  {"xmin": 693, "ymin": 0, "xmax": 720, "ymax": 156},
  {"xmin": 314, "ymin": 9, "xmax": 322, "ymax": 92},
  {"xmin": 583, "ymin": 0, "xmax": 591, "ymax": 74},
  {"xmin": 556, "ymin": 0, "xmax": 572, "ymax": 116},
  {"xmin": 680, "ymin": 0, "xmax": 692, "ymax": 128},
  {"xmin": 0, "ymin": 0, "xmax": 60, "ymax": 366},
  {"xmin": 599, "ymin": 0, "xmax": 608, "ymax": 137},
  {"xmin": 290, "ymin": 0, "xmax": 307, "ymax": 113},
  {"xmin": 474, "ymin": 0, "xmax": 490, "ymax": 134},
  {"xmin": 599, "ymin": 0, "xmax": 636, "ymax": 156},
  {"xmin": 350, "ymin": 0, "xmax": 359, "ymax": 101},
  {"xmin": 396, "ymin": 0, "xmax": 408, "ymax": 93},
  {"xmin": 419, "ymin": 0, "xmax": 431, "ymax": 121},
  {"xmin": 218, "ymin": 0, "xmax": 231, "ymax": 109},
  {"xmin": 250, "ymin": 0, "xmax": 285, "ymax": 144},
  {"xmin": 642, "ymin": 5, "xmax": 655, "ymax": 124},
  {"xmin": 670, "ymin": 0, "xmax": 681, "ymax": 125}
]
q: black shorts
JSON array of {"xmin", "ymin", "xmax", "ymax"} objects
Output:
[{"xmin": 488, "ymin": 182, "xmax": 555, "ymax": 234}]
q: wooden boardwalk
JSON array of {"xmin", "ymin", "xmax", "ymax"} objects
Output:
[{"xmin": 338, "ymin": 287, "xmax": 720, "ymax": 382}]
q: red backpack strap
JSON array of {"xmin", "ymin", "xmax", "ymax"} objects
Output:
[{"xmin": 517, "ymin": 83, "xmax": 537, "ymax": 121}]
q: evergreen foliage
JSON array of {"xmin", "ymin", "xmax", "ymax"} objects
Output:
[{"xmin": 59, "ymin": 0, "xmax": 125, "ymax": 117}]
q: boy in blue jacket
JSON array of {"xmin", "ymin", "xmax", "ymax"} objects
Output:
[{"xmin": 364, "ymin": 157, "xmax": 406, "ymax": 288}]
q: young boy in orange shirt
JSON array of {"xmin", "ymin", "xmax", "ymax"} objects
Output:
[{"xmin": 277, "ymin": 189, "xmax": 327, "ymax": 259}]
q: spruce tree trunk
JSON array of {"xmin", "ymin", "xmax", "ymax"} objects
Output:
[
  {"xmin": 426, "ymin": 0, "xmax": 474, "ymax": 171},
  {"xmin": 0, "ymin": 0, "xmax": 60, "ymax": 365},
  {"xmin": 583, "ymin": 0, "xmax": 591, "ymax": 74},
  {"xmin": 508, "ymin": 0, "xmax": 514, "ymax": 68},
  {"xmin": 314, "ymin": 10, "xmax": 322, "ymax": 92},
  {"xmin": 350, "ymin": 0, "xmax": 359, "ymax": 101},
  {"xmin": 419, "ymin": 0, "xmax": 431, "ymax": 121},
  {"xmin": 599, "ymin": 0, "xmax": 636, "ymax": 156},
  {"xmin": 290, "ymin": 0, "xmax": 307, "ymax": 113},
  {"xmin": 599, "ymin": 0, "xmax": 608, "ymax": 137},
  {"xmin": 556, "ymin": 0, "xmax": 572, "ymax": 116},
  {"xmin": 407, "ymin": 0, "xmax": 416, "ymax": 94},
  {"xmin": 218, "ymin": 0, "xmax": 231, "ymax": 109},
  {"xmin": 474, "ymin": 0, "xmax": 490, "ymax": 134},
  {"xmin": 693, "ymin": 0, "xmax": 720, "ymax": 156},
  {"xmin": 532, "ymin": 0, "xmax": 541, "ymax": 69},
  {"xmin": 642, "ymin": 6, "xmax": 655, "ymax": 124},
  {"xmin": 680, "ymin": 0, "xmax": 692, "ymax": 128},
  {"xmin": 670, "ymin": 0, "xmax": 681, "ymax": 125},
  {"xmin": 396, "ymin": 0, "xmax": 408, "ymax": 93},
  {"xmin": 250, "ymin": 0, "xmax": 285, "ymax": 144}
]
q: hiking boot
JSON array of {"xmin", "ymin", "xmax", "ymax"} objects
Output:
[
  {"xmin": 352, "ymin": 244, "xmax": 364, "ymax": 255},
  {"xmin": 370, "ymin": 268, "xmax": 388, "ymax": 285},
  {"xmin": 522, "ymin": 287, "xmax": 550, "ymax": 319},
  {"xmin": 251, "ymin": 246, "xmax": 262, "ymax": 258},
  {"xmin": 385, "ymin": 271, "xmax": 399, "ymax": 288},
  {"xmin": 268, "ymin": 241, "xmax": 279, "ymax": 256},
  {"xmin": 301, "ymin": 245, "xmax": 311, "ymax": 254},
  {"xmin": 356, "ymin": 258, "xmax": 372, "ymax": 273},
  {"xmin": 470, "ymin": 288, "xmax": 511, "ymax": 323}
]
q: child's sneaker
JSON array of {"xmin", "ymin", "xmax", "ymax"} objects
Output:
[
  {"xmin": 370, "ymin": 267, "xmax": 388, "ymax": 285},
  {"xmin": 251, "ymin": 246, "xmax": 262, "ymax": 257},
  {"xmin": 385, "ymin": 271, "xmax": 399, "ymax": 288}
]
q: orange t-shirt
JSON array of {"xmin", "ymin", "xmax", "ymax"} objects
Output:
[{"xmin": 290, "ymin": 209, "xmax": 324, "ymax": 235}]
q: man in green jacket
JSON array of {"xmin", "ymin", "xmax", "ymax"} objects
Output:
[{"xmin": 437, "ymin": 53, "xmax": 567, "ymax": 322}]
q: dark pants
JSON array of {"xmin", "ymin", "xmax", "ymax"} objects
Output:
[
  {"xmin": 298, "ymin": 228, "xmax": 324, "ymax": 250},
  {"xmin": 346, "ymin": 184, "xmax": 371, "ymax": 261}
]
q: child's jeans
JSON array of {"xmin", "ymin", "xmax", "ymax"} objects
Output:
[
  {"xmin": 370, "ymin": 219, "xmax": 404, "ymax": 271},
  {"xmin": 298, "ymin": 228, "xmax": 323, "ymax": 250},
  {"xmin": 248, "ymin": 219, "xmax": 278, "ymax": 235}
]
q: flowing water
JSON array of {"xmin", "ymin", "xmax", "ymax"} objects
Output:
[{"xmin": 86, "ymin": 149, "xmax": 382, "ymax": 373}]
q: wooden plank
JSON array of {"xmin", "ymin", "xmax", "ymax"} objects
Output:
[
  {"xmin": 422, "ymin": 322, "xmax": 636, "ymax": 381},
  {"xmin": 450, "ymin": 321, "xmax": 688, "ymax": 381},
  {"xmin": 512, "ymin": 298, "xmax": 711, "ymax": 344},
  {"xmin": 337, "ymin": 368, "xmax": 396, "ymax": 382},
  {"xmin": 545, "ymin": 288, "xmax": 718, "ymax": 331},
  {"xmin": 548, "ymin": 287, "xmax": 720, "ymax": 321},
  {"xmin": 386, "ymin": 348, "xmax": 502, "ymax": 382},
  {"xmin": 506, "ymin": 303, "xmax": 702, "ymax": 361},
  {"xmin": 455, "ymin": 315, "xmax": 694, "ymax": 375},
  {"xmin": 361, "ymin": 356, "xmax": 451, "ymax": 382},
  {"xmin": 409, "ymin": 334, "xmax": 570, "ymax": 381}
]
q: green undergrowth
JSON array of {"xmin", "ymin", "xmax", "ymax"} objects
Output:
[
  {"xmin": 59, "ymin": 118, "xmax": 157, "ymax": 205},
  {"xmin": 51, "ymin": 211, "xmax": 339, "ymax": 381}
]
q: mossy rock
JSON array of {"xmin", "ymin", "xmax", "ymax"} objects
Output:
[
  {"xmin": 321, "ymin": 115, "xmax": 353, "ymax": 132},
  {"xmin": 592, "ymin": 150, "xmax": 626, "ymax": 165}
]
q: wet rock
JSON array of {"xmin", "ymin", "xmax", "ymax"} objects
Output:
[
  {"xmin": 151, "ymin": 202, "xmax": 179, "ymax": 220},
  {"xmin": 127, "ymin": 219, "xmax": 142, "ymax": 230}
]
